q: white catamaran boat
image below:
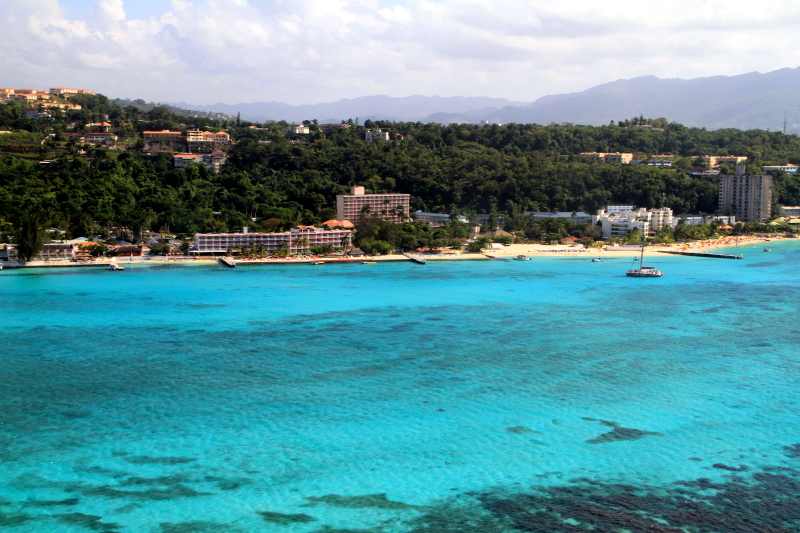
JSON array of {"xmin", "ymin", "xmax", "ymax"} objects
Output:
[{"xmin": 626, "ymin": 241, "xmax": 662, "ymax": 278}]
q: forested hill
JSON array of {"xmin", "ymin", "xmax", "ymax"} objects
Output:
[{"xmin": 2, "ymin": 94, "xmax": 800, "ymax": 240}]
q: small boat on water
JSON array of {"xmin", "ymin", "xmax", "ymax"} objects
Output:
[
  {"xmin": 217, "ymin": 257, "xmax": 236, "ymax": 268},
  {"xmin": 514, "ymin": 255, "xmax": 530, "ymax": 261},
  {"xmin": 108, "ymin": 264, "xmax": 124, "ymax": 271},
  {"xmin": 312, "ymin": 261, "xmax": 325, "ymax": 265},
  {"xmin": 764, "ymin": 248, "xmax": 772, "ymax": 252},
  {"xmin": 362, "ymin": 261, "xmax": 376, "ymax": 264},
  {"xmin": 626, "ymin": 241, "xmax": 663, "ymax": 278},
  {"xmin": 592, "ymin": 258, "xmax": 603, "ymax": 262}
]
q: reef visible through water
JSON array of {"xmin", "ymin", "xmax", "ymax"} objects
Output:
[
  {"xmin": 3, "ymin": 249, "xmax": 800, "ymax": 531},
  {"xmin": 3, "ymin": 452, "xmax": 800, "ymax": 532}
]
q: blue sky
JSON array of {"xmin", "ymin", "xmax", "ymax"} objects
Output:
[
  {"xmin": 2, "ymin": 0, "xmax": 799, "ymax": 106},
  {"xmin": 62, "ymin": 0, "xmax": 170, "ymax": 20}
]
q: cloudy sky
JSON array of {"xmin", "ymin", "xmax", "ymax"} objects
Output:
[{"xmin": 2, "ymin": 0, "xmax": 800, "ymax": 106}]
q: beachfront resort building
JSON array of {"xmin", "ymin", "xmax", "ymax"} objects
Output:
[
  {"xmin": 0, "ymin": 243, "xmax": 78, "ymax": 262},
  {"xmin": 718, "ymin": 166, "xmax": 773, "ymax": 222},
  {"xmin": 192, "ymin": 226, "xmax": 354, "ymax": 256},
  {"xmin": 336, "ymin": 187, "xmax": 410, "ymax": 224},
  {"xmin": 596, "ymin": 207, "xmax": 674, "ymax": 239}
]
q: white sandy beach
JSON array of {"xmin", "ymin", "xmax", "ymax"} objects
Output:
[{"xmin": 5, "ymin": 234, "xmax": 789, "ymax": 268}]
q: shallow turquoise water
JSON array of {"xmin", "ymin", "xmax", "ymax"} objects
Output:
[{"xmin": 2, "ymin": 242, "xmax": 800, "ymax": 532}]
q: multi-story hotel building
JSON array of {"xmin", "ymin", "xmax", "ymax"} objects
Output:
[
  {"xmin": 185, "ymin": 129, "xmax": 231, "ymax": 152},
  {"xmin": 143, "ymin": 130, "xmax": 183, "ymax": 142},
  {"xmin": 596, "ymin": 207, "xmax": 674, "ymax": 238},
  {"xmin": 718, "ymin": 169, "xmax": 773, "ymax": 222},
  {"xmin": 336, "ymin": 186, "xmax": 410, "ymax": 223},
  {"xmin": 192, "ymin": 226, "xmax": 353, "ymax": 255},
  {"xmin": 143, "ymin": 130, "xmax": 185, "ymax": 152},
  {"xmin": 144, "ymin": 129, "xmax": 230, "ymax": 153}
]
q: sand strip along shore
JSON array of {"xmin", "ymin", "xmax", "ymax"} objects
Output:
[{"xmin": 3, "ymin": 235, "xmax": 787, "ymax": 268}]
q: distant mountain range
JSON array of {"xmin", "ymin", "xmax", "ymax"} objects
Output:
[
  {"xmin": 166, "ymin": 67, "xmax": 800, "ymax": 131},
  {"xmin": 164, "ymin": 95, "xmax": 528, "ymax": 125}
]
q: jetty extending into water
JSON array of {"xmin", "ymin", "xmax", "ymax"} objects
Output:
[
  {"xmin": 403, "ymin": 253, "xmax": 427, "ymax": 264},
  {"xmin": 658, "ymin": 251, "xmax": 743, "ymax": 259}
]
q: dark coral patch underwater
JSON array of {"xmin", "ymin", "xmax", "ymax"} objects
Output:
[
  {"xmin": 291, "ymin": 447, "xmax": 800, "ymax": 533},
  {"xmin": 257, "ymin": 510, "xmax": 317, "ymax": 524},
  {"xmin": 403, "ymin": 467, "xmax": 800, "ymax": 533},
  {"xmin": 582, "ymin": 417, "xmax": 663, "ymax": 444},
  {"xmin": 302, "ymin": 493, "xmax": 424, "ymax": 510}
]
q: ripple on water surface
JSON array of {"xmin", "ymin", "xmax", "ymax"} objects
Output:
[{"xmin": 1, "ymin": 247, "xmax": 800, "ymax": 531}]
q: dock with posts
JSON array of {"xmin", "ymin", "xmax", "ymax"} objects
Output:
[{"xmin": 658, "ymin": 251, "xmax": 743, "ymax": 259}]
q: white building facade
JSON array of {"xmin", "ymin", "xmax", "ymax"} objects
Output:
[
  {"xmin": 596, "ymin": 207, "xmax": 674, "ymax": 239},
  {"xmin": 193, "ymin": 226, "xmax": 353, "ymax": 255}
]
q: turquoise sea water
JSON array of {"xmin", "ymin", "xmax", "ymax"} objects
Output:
[{"xmin": 2, "ymin": 242, "xmax": 800, "ymax": 532}]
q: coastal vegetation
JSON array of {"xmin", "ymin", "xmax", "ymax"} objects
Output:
[{"xmin": 2, "ymin": 95, "xmax": 800, "ymax": 253}]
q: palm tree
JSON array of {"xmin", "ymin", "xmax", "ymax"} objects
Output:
[
  {"xmin": 295, "ymin": 237, "xmax": 309, "ymax": 255},
  {"xmin": 340, "ymin": 234, "xmax": 352, "ymax": 254}
]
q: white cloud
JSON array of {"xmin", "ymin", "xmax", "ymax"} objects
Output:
[
  {"xmin": 93, "ymin": 0, "xmax": 125, "ymax": 27},
  {"xmin": 1, "ymin": 0, "xmax": 799, "ymax": 104},
  {"xmin": 379, "ymin": 5, "xmax": 412, "ymax": 23}
]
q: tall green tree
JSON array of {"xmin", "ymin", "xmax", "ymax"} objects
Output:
[{"xmin": 15, "ymin": 212, "xmax": 47, "ymax": 263}]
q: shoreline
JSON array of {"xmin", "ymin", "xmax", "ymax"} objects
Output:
[{"xmin": 2, "ymin": 235, "xmax": 789, "ymax": 269}]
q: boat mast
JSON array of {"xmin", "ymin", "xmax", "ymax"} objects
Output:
[{"xmin": 640, "ymin": 234, "xmax": 646, "ymax": 264}]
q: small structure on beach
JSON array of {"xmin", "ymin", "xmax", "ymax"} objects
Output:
[{"xmin": 108, "ymin": 245, "xmax": 150, "ymax": 257}]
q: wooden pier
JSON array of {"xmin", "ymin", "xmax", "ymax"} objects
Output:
[
  {"xmin": 403, "ymin": 253, "xmax": 427, "ymax": 264},
  {"xmin": 658, "ymin": 251, "xmax": 742, "ymax": 259}
]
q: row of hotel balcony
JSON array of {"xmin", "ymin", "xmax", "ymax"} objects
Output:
[{"xmin": 192, "ymin": 226, "xmax": 353, "ymax": 254}]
